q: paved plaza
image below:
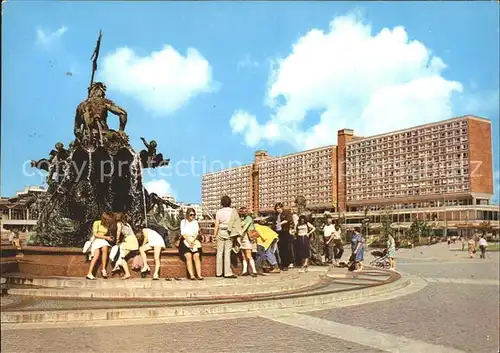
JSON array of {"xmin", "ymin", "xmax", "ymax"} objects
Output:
[{"xmin": 1, "ymin": 243, "xmax": 499, "ymax": 353}]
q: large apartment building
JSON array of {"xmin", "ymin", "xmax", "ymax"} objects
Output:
[
  {"xmin": 201, "ymin": 115, "xmax": 496, "ymax": 221},
  {"xmin": 256, "ymin": 146, "xmax": 337, "ymax": 212},
  {"xmin": 343, "ymin": 116, "xmax": 493, "ymax": 211},
  {"xmin": 201, "ymin": 164, "xmax": 253, "ymax": 215}
]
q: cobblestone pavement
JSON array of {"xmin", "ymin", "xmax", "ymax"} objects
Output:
[{"xmin": 2, "ymin": 244, "xmax": 499, "ymax": 353}]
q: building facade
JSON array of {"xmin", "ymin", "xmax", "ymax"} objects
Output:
[
  {"xmin": 159, "ymin": 195, "xmax": 203, "ymax": 220},
  {"xmin": 1, "ymin": 186, "xmax": 47, "ymax": 232},
  {"xmin": 201, "ymin": 115, "xmax": 497, "ymax": 229},
  {"xmin": 201, "ymin": 165, "xmax": 253, "ymax": 215},
  {"xmin": 342, "ymin": 116, "xmax": 493, "ymax": 211},
  {"xmin": 257, "ymin": 146, "xmax": 337, "ymax": 212}
]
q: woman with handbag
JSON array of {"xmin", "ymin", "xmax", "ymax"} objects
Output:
[
  {"xmin": 239, "ymin": 207, "xmax": 258, "ymax": 277},
  {"xmin": 179, "ymin": 208, "xmax": 203, "ymax": 280}
]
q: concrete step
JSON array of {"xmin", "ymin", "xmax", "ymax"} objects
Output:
[
  {"xmin": 7, "ymin": 276, "xmax": 323, "ymax": 299},
  {"xmin": 1, "ymin": 277, "xmax": 411, "ymax": 324},
  {"xmin": 4, "ymin": 272, "xmax": 303, "ymax": 289}
]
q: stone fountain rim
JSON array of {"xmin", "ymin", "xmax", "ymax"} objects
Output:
[{"xmin": 0, "ymin": 245, "xmax": 216, "ymax": 255}]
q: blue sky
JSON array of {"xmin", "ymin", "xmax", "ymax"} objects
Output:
[{"xmin": 2, "ymin": 1, "xmax": 499, "ymax": 203}]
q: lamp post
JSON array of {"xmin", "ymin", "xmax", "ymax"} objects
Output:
[
  {"xmin": 444, "ymin": 194, "xmax": 448, "ymax": 238},
  {"xmin": 363, "ymin": 207, "xmax": 370, "ymax": 239}
]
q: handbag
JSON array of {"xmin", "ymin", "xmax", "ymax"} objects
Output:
[
  {"xmin": 248, "ymin": 229, "xmax": 260, "ymax": 241},
  {"xmin": 131, "ymin": 254, "xmax": 144, "ymax": 270}
]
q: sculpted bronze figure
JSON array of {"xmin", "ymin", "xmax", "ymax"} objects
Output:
[
  {"xmin": 139, "ymin": 137, "xmax": 170, "ymax": 168},
  {"xmin": 73, "ymin": 82, "xmax": 128, "ymax": 146},
  {"xmin": 28, "ymin": 31, "xmax": 172, "ymax": 247},
  {"xmin": 31, "ymin": 142, "xmax": 70, "ymax": 182}
]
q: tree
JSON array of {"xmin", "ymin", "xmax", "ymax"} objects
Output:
[
  {"xmin": 476, "ymin": 221, "xmax": 492, "ymax": 236},
  {"xmin": 361, "ymin": 207, "xmax": 371, "ymax": 238},
  {"xmin": 380, "ymin": 209, "xmax": 393, "ymax": 239},
  {"xmin": 408, "ymin": 219, "xmax": 431, "ymax": 245}
]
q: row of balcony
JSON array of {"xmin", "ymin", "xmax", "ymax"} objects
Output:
[
  {"xmin": 347, "ymin": 120, "xmax": 468, "ymax": 149},
  {"xmin": 347, "ymin": 132, "xmax": 468, "ymax": 155},
  {"xmin": 347, "ymin": 174, "xmax": 470, "ymax": 187},
  {"xmin": 347, "ymin": 187, "xmax": 471, "ymax": 201},
  {"xmin": 348, "ymin": 146, "xmax": 470, "ymax": 163}
]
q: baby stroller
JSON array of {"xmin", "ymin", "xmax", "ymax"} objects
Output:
[{"xmin": 369, "ymin": 249, "xmax": 391, "ymax": 269}]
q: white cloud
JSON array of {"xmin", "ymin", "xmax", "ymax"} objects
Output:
[
  {"xmin": 145, "ymin": 179, "xmax": 175, "ymax": 197},
  {"xmin": 237, "ymin": 54, "xmax": 259, "ymax": 71},
  {"xmin": 101, "ymin": 46, "xmax": 214, "ymax": 116},
  {"xmin": 230, "ymin": 13, "xmax": 465, "ymax": 149},
  {"xmin": 36, "ymin": 26, "xmax": 67, "ymax": 46}
]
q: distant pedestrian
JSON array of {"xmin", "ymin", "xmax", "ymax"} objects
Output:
[
  {"xmin": 387, "ymin": 234, "xmax": 396, "ymax": 271},
  {"xmin": 350, "ymin": 227, "xmax": 364, "ymax": 272},
  {"xmin": 478, "ymin": 235, "xmax": 488, "ymax": 259},
  {"xmin": 447, "ymin": 236, "xmax": 451, "ymax": 248},
  {"xmin": 9, "ymin": 229, "xmax": 21, "ymax": 249},
  {"xmin": 467, "ymin": 237, "xmax": 476, "ymax": 258},
  {"xmin": 322, "ymin": 217, "xmax": 335, "ymax": 264},
  {"xmin": 332, "ymin": 223, "xmax": 344, "ymax": 265}
]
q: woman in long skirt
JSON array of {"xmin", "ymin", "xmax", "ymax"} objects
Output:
[{"xmin": 294, "ymin": 215, "xmax": 316, "ymax": 272}]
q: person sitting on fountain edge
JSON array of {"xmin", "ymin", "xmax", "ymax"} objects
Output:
[
  {"xmin": 137, "ymin": 227, "xmax": 166, "ymax": 280},
  {"xmin": 139, "ymin": 137, "xmax": 169, "ymax": 168},
  {"xmin": 86, "ymin": 212, "xmax": 116, "ymax": 280}
]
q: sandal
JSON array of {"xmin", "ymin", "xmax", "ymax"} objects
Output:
[
  {"xmin": 196, "ymin": 276, "xmax": 204, "ymax": 280},
  {"xmin": 121, "ymin": 275, "xmax": 131, "ymax": 280},
  {"xmin": 140, "ymin": 268, "xmax": 151, "ymax": 278},
  {"xmin": 86, "ymin": 275, "xmax": 96, "ymax": 280},
  {"xmin": 101, "ymin": 269, "xmax": 108, "ymax": 279}
]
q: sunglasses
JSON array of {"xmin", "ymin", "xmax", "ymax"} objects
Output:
[{"xmin": 189, "ymin": 213, "xmax": 195, "ymax": 217}]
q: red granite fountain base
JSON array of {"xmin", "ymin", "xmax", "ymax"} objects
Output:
[{"xmin": 1, "ymin": 245, "xmax": 238, "ymax": 278}]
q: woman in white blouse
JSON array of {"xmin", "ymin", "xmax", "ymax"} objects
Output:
[{"xmin": 179, "ymin": 208, "xmax": 203, "ymax": 280}]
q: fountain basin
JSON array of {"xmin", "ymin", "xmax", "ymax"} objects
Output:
[{"xmin": 0, "ymin": 245, "xmax": 230, "ymax": 278}]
